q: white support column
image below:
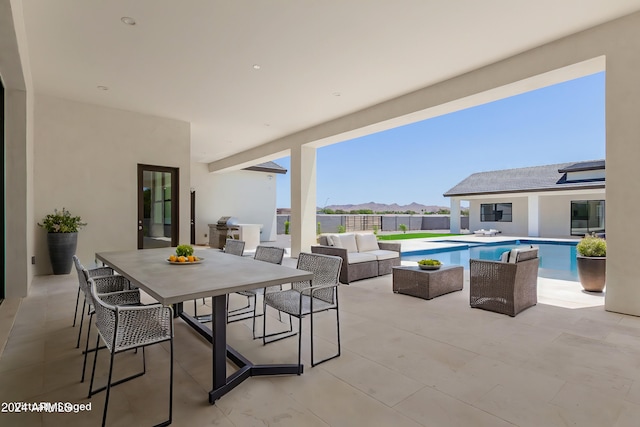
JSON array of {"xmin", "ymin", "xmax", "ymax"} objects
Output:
[
  {"xmin": 290, "ymin": 145, "xmax": 317, "ymax": 257},
  {"xmin": 605, "ymin": 42, "xmax": 640, "ymax": 316},
  {"xmin": 450, "ymin": 198, "xmax": 461, "ymax": 234},
  {"xmin": 527, "ymin": 195, "xmax": 540, "ymax": 237}
]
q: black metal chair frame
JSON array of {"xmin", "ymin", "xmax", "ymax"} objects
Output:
[
  {"xmin": 262, "ymin": 252, "xmax": 342, "ymax": 373},
  {"xmin": 87, "ymin": 279, "xmax": 174, "ymax": 427},
  {"xmin": 227, "ymin": 246, "xmax": 286, "ymax": 339}
]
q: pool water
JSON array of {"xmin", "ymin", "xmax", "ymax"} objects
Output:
[{"xmin": 402, "ymin": 240, "xmax": 578, "ymax": 281}]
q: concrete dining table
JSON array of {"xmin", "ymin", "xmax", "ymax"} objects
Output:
[{"xmin": 95, "ymin": 247, "xmax": 313, "ymax": 403}]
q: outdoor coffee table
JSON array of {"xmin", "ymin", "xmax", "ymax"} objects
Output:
[{"xmin": 392, "ymin": 265, "xmax": 463, "ymax": 299}]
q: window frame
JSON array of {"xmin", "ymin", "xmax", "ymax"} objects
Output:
[{"xmin": 480, "ymin": 203, "xmax": 513, "ymax": 222}]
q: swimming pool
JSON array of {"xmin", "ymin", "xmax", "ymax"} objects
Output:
[{"xmin": 402, "ymin": 240, "xmax": 579, "ymax": 281}]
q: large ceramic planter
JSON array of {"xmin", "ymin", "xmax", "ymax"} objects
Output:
[
  {"xmin": 47, "ymin": 232, "xmax": 78, "ymax": 275},
  {"xmin": 576, "ymin": 256, "xmax": 606, "ymax": 292}
]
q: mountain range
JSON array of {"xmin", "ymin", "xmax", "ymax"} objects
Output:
[{"xmin": 322, "ymin": 202, "xmax": 449, "ymax": 213}]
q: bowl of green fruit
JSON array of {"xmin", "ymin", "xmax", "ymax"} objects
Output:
[{"xmin": 417, "ymin": 259, "xmax": 442, "ymax": 270}]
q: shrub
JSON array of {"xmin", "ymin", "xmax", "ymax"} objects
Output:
[
  {"xmin": 372, "ymin": 225, "xmax": 379, "ymax": 235},
  {"xmin": 577, "ymin": 235, "xmax": 606, "ymax": 257},
  {"xmin": 38, "ymin": 208, "xmax": 86, "ymax": 233},
  {"xmin": 337, "ymin": 225, "xmax": 346, "ymax": 233},
  {"xmin": 399, "ymin": 223, "xmax": 407, "ymax": 233},
  {"xmin": 317, "ymin": 222, "xmax": 322, "ymax": 235},
  {"xmin": 284, "ymin": 220, "xmax": 290, "ymax": 235}
]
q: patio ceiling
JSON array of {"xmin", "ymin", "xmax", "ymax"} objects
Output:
[{"xmin": 19, "ymin": 1, "xmax": 640, "ymax": 164}]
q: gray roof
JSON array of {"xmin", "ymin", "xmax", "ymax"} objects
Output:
[
  {"xmin": 443, "ymin": 160, "xmax": 605, "ymax": 197},
  {"xmin": 558, "ymin": 160, "xmax": 605, "ymax": 173},
  {"xmin": 243, "ymin": 161, "xmax": 287, "ymax": 174}
]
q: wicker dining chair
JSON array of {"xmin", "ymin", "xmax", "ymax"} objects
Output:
[
  {"xmin": 88, "ymin": 278, "xmax": 173, "ymax": 427},
  {"xmin": 227, "ymin": 246, "xmax": 285, "ymax": 338},
  {"xmin": 79, "ymin": 268, "xmax": 142, "ymax": 383},
  {"xmin": 72, "ymin": 255, "xmax": 125, "ymax": 348},
  {"xmin": 224, "ymin": 238, "xmax": 245, "ymax": 256},
  {"xmin": 263, "ymin": 252, "xmax": 343, "ymax": 373},
  {"xmin": 72, "ymin": 255, "xmax": 114, "ymax": 327},
  {"xmin": 194, "ymin": 239, "xmax": 246, "ymax": 322},
  {"xmin": 469, "ymin": 247, "xmax": 539, "ymax": 317}
]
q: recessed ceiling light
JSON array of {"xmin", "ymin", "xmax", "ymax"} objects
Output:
[
  {"xmin": 97, "ymin": 85, "xmax": 109, "ymax": 91},
  {"xmin": 121, "ymin": 16, "xmax": 136, "ymax": 25},
  {"xmin": 252, "ymin": 64, "xmax": 261, "ymax": 70}
]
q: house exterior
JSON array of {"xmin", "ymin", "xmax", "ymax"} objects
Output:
[{"xmin": 444, "ymin": 160, "xmax": 605, "ymax": 238}]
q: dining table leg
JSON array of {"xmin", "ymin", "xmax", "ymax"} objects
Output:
[{"xmin": 211, "ymin": 295, "xmax": 227, "ymax": 398}]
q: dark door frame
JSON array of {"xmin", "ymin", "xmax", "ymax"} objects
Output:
[
  {"xmin": 1, "ymin": 78, "xmax": 5, "ymax": 299},
  {"xmin": 137, "ymin": 164, "xmax": 179, "ymax": 249},
  {"xmin": 190, "ymin": 190, "xmax": 196, "ymax": 245}
]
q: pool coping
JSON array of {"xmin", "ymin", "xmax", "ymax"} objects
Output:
[{"xmin": 401, "ymin": 237, "xmax": 580, "ymax": 256}]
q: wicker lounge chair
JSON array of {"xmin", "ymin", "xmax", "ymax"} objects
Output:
[{"xmin": 469, "ymin": 247, "xmax": 539, "ymax": 316}]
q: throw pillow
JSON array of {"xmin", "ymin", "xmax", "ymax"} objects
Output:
[
  {"xmin": 339, "ymin": 234, "xmax": 359, "ymax": 253},
  {"xmin": 326, "ymin": 234, "xmax": 340, "ymax": 247},
  {"xmin": 356, "ymin": 233, "xmax": 380, "ymax": 252}
]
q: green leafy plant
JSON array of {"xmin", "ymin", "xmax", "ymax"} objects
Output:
[
  {"xmin": 317, "ymin": 222, "xmax": 322, "ymax": 235},
  {"xmin": 372, "ymin": 225, "xmax": 379, "ymax": 235},
  {"xmin": 176, "ymin": 244, "xmax": 194, "ymax": 257},
  {"xmin": 577, "ymin": 235, "xmax": 606, "ymax": 257},
  {"xmin": 284, "ymin": 220, "xmax": 290, "ymax": 235},
  {"xmin": 418, "ymin": 259, "xmax": 442, "ymax": 266},
  {"xmin": 337, "ymin": 225, "xmax": 346, "ymax": 233},
  {"xmin": 399, "ymin": 223, "xmax": 407, "ymax": 233},
  {"xmin": 38, "ymin": 208, "xmax": 86, "ymax": 233}
]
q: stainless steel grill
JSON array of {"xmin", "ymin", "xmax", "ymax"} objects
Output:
[{"xmin": 209, "ymin": 216, "xmax": 240, "ymax": 248}]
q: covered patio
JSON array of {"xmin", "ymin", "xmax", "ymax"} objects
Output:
[
  {"xmin": 4, "ymin": 2, "xmax": 640, "ymax": 426},
  {"xmin": 2, "ymin": 258, "xmax": 638, "ymax": 427}
]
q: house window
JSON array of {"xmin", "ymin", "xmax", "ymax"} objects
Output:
[
  {"xmin": 480, "ymin": 203, "xmax": 512, "ymax": 222},
  {"xmin": 571, "ymin": 200, "xmax": 605, "ymax": 236}
]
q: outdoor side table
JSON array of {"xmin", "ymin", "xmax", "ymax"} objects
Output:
[{"xmin": 392, "ymin": 265, "xmax": 463, "ymax": 300}]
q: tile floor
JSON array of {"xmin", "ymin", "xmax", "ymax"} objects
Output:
[{"xmin": 1, "ymin": 258, "xmax": 639, "ymax": 427}]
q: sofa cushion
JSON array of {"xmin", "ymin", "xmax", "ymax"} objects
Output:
[
  {"xmin": 500, "ymin": 250, "xmax": 510, "ymax": 263},
  {"xmin": 367, "ymin": 250, "xmax": 399, "ymax": 261},
  {"xmin": 336, "ymin": 234, "xmax": 358, "ymax": 253},
  {"xmin": 356, "ymin": 233, "xmax": 379, "ymax": 252},
  {"xmin": 346, "ymin": 252, "xmax": 377, "ymax": 264},
  {"xmin": 508, "ymin": 247, "xmax": 538, "ymax": 263}
]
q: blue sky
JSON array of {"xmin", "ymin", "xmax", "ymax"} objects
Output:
[{"xmin": 274, "ymin": 72, "xmax": 605, "ymax": 209}]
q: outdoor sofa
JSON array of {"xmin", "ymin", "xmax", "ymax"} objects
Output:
[{"xmin": 312, "ymin": 233, "xmax": 401, "ymax": 284}]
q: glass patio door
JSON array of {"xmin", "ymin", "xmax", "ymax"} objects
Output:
[
  {"xmin": 138, "ymin": 165, "xmax": 179, "ymax": 249},
  {"xmin": 571, "ymin": 200, "xmax": 605, "ymax": 236}
]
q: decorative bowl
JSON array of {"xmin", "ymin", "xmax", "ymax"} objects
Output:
[{"xmin": 419, "ymin": 264, "xmax": 441, "ymax": 270}]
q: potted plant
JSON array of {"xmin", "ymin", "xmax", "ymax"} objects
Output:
[
  {"xmin": 39, "ymin": 208, "xmax": 87, "ymax": 274},
  {"xmin": 576, "ymin": 234, "xmax": 606, "ymax": 292}
]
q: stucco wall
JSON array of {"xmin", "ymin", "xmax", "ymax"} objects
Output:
[
  {"xmin": 538, "ymin": 192, "xmax": 605, "ymax": 237},
  {"xmin": 191, "ymin": 162, "xmax": 278, "ymax": 244},
  {"xmin": 468, "ymin": 197, "xmax": 528, "ymax": 236},
  {"xmin": 33, "ymin": 95, "xmax": 191, "ymax": 274}
]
